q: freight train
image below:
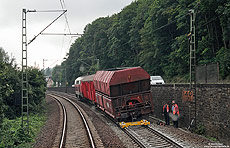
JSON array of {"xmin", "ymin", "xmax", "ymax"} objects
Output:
[{"xmin": 73, "ymin": 67, "xmax": 153, "ymax": 121}]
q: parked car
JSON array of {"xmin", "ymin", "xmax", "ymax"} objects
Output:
[{"xmin": 150, "ymin": 76, "xmax": 165, "ymax": 85}]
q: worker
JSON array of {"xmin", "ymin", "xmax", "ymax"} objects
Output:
[
  {"xmin": 163, "ymin": 103, "xmax": 170, "ymax": 125},
  {"xmin": 171, "ymin": 100, "xmax": 180, "ymax": 128}
]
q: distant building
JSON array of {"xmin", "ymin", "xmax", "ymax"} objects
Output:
[{"xmin": 46, "ymin": 77, "xmax": 54, "ymax": 87}]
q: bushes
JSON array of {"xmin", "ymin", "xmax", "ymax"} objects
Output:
[
  {"xmin": 0, "ymin": 114, "xmax": 46, "ymax": 148},
  {"xmin": 195, "ymin": 123, "xmax": 206, "ymax": 135},
  {"xmin": 0, "ymin": 64, "xmax": 47, "ymax": 124},
  {"xmin": 0, "ymin": 47, "xmax": 47, "ymax": 147},
  {"xmin": 27, "ymin": 68, "xmax": 47, "ymax": 114},
  {"xmin": 216, "ymin": 47, "xmax": 230, "ymax": 79},
  {"xmin": 0, "ymin": 48, "xmax": 47, "ymax": 123}
]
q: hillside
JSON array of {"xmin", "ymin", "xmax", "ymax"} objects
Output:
[{"xmin": 52, "ymin": 0, "xmax": 230, "ymax": 85}]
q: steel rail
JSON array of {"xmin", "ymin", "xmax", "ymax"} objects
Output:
[
  {"xmin": 49, "ymin": 91, "xmax": 183, "ymax": 148},
  {"xmin": 145, "ymin": 126, "xmax": 184, "ymax": 148},
  {"xmin": 48, "ymin": 94, "xmax": 67, "ymax": 148},
  {"xmin": 59, "ymin": 91, "xmax": 147, "ymax": 148},
  {"xmin": 123, "ymin": 128, "xmax": 147, "ymax": 148},
  {"xmin": 52, "ymin": 93, "xmax": 95, "ymax": 148}
]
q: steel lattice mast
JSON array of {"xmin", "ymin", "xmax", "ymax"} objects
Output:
[
  {"xmin": 21, "ymin": 9, "xmax": 29, "ymax": 130},
  {"xmin": 21, "ymin": 8, "xmax": 68, "ymax": 131},
  {"xmin": 189, "ymin": 9, "xmax": 197, "ymax": 130}
]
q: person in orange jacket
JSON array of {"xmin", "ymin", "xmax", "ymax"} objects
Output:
[
  {"xmin": 163, "ymin": 103, "xmax": 170, "ymax": 125},
  {"xmin": 171, "ymin": 100, "xmax": 180, "ymax": 128}
]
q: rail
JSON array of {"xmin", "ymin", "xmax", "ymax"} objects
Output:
[
  {"xmin": 123, "ymin": 125, "xmax": 184, "ymax": 148},
  {"xmin": 48, "ymin": 94, "xmax": 67, "ymax": 148},
  {"xmin": 50, "ymin": 91, "xmax": 182, "ymax": 148},
  {"xmin": 51, "ymin": 93, "xmax": 95, "ymax": 148},
  {"xmin": 123, "ymin": 128, "xmax": 147, "ymax": 148},
  {"xmin": 145, "ymin": 126, "xmax": 184, "ymax": 148}
]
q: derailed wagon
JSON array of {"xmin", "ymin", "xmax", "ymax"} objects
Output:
[
  {"xmin": 73, "ymin": 67, "xmax": 153, "ymax": 121},
  {"xmin": 93, "ymin": 67, "xmax": 153, "ymax": 121}
]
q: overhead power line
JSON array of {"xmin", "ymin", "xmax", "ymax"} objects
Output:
[
  {"xmin": 200, "ymin": 13, "xmax": 225, "ymax": 28},
  {"xmin": 152, "ymin": 14, "xmax": 189, "ymax": 33},
  {"xmin": 41, "ymin": 33, "xmax": 83, "ymax": 36},
  {"xmin": 60, "ymin": 0, "xmax": 71, "ymax": 34},
  {"xmin": 27, "ymin": 10, "xmax": 66, "ymax": 12},
  {"xmin": 27, "ymin": 10, "xmax": 67, "ymax": 45},
  {"xmin": 58, "ymin": 0, "xmax": 76, "ymax": 60}
]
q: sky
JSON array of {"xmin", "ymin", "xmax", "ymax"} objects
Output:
[{"xmin": 0, "ymin": 0, "xmax": 134, "ymax": 69}]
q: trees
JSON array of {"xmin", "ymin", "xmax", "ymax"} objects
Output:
[
  {"xmin": 0, "ymin": 48, "xmax": 17, "ymax": 126},
  {"xmin": 0, "ymin": 47, "xmax": 47, "ymax": 127},
  {"xmin": 27, "ymin": 68, "xmax": 47, "ymax": 113},
  {"xmin": 53, "ymin": 0, "xmax": 230, "ymax": 84},
  {"xmin": 0, "ymin": 47, "xmax": 47, "ymax": 147}
]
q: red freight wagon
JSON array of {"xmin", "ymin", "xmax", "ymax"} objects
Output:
[
  {"xmin": 74, "ymin": 74, "xmax": 96, "ymax": 102},
  {"xmin": 94, "ymin": 67, "xmax": 153, "ymax": 121}
]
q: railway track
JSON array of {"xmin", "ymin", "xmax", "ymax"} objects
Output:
[
  {"xmin": 50, "ymin": 92, "xmax": 183, "ymax": 148},
  {"xmin": 124, "ymin": 125, "xmax": 184, "ymax": 148},
  {"xmin": 48, "ymin": 94, "xmax": 67, "ymax": 148},
  {"xmin": 90, "ymin": 96, "xmax": 183, "ymax": 147},
  {"xmin": 48, "ymin": 93, "xmax": 95, "ymax": 148}
]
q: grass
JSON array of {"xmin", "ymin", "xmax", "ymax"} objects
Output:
[
  {"xmin": 194, "ymin": 123, "xmax": 218, "ymax": 142},
  {"xmin": 0, "ymin": 114, "xmax": 46, "ymax": 148},
  {"xmin": 206, "ymin": 136, "xmax": 217, "ymax": 142}
]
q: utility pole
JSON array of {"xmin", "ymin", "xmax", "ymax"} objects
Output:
[
  {"xmin": 188, "ymin": 9, "xmax": 197, "ymax": 130},
  {"xmin": 63, "ymin": 57, "xmax": 67, "ymax": 93},
  {"xmin": 21, "ymin": 8, "xmax": 67, "ymax": 131},
  {"xmin": 43, "ymin": 59, "xmax": 48, "ymax": 70},
  {"xmin": 21, "ymin": 9, "xmax": 29, "ymax": 131},
  {"xmin": 43, "ymin": 59, "xmax": 48, "ymax": 77},
  {"xmin": 189, "ymin": 9, "xmax": 196, "ymax": 87}
]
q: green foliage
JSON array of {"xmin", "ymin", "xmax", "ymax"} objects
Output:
[
  {"xmin": 0, "ymin": 114, "xmax": 46, "ymax": 148},
  {"xmin": 206, "ymin": 136, "xmax": 217, "ymax": 142},
  {"xmin": 194, "ymin": 123, "xmax": 217, "ymax": 142},
  {"xmin": 0, "ymin": 63, "xmax": 21, "ymax": 119},
  {"xmin": 27, "ymin": 68, "xmax": 47, "ymax": 113},
  {"xmin": 194, "ymin": 123, "xmax": 218, "ymax": 142},
  {"xmin": 216, "ymin": 47, "xmax": 230, "ymax": 79},
  {"xmin": 52, "ymin": 65, "xmax": 66, "ymax": 87},
  {"xmin": 52, "ymin": 0, "xmax": 230, "ymax": 84},
  {"xmin": 0, "ymin": 47, "xmax": 47, "ymax": 128},
  {"xmin": 0, "ymin": 48, "xmax": 17, "ymax": 126},
  {"xmin": 195, "ymin": 123, "xmax": 206, "ymax": 135}
]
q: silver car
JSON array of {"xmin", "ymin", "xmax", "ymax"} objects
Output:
[{"xmin": 150, "ymin": 76, "xmax": 165, "ymax": 85}]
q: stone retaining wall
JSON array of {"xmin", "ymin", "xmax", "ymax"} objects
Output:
[
  {"xmin": 47, "ymin": 87, "xmax": 75, "ymax": 94},
  {"xmin": 151, "ymin": 84, "xmax": 230, "ymax": 145}
]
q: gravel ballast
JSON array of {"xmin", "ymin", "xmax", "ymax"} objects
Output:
[{"xmin": 33, "ymin": 95, "xmax": 61, "ymax": 148}]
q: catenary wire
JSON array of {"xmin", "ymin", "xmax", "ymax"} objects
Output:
[{"xmin": 60, "ymin": 0, "xmax": 71, "ymax": 34}]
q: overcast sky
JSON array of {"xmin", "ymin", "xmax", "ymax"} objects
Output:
[{"xmin": 0, "ymin": 0, "xmax": 134, "ymax": 69}]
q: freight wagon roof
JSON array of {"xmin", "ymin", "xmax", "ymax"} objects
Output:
[
  {"xmin": 94, "ymin": 67, "xmax": 149, "ymax": 86},
  {"xmin": 81, "ymin": 74, "xmax": 95, "ymax": 82}
]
